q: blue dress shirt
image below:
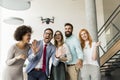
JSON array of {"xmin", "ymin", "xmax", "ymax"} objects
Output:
[{"xmin": 65, "ymin": 35, "xmax": 83, "ymax": 64}]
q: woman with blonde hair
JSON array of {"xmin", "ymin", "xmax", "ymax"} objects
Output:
[{"xmin": 79, "ymin": 29, "xmax": 101, "ymax": 80}]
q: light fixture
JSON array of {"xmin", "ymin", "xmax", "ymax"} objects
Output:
[
  {"xmin": 3, "ymin": 17, "xmax": 24, "ymax": 25},
  {"xmin": 41, "ymin": 17, "xmax": 54, "ymax": 24},
  {"xmin": 0, "ymin": 0, "xmax": 31, "ymax": 10}
]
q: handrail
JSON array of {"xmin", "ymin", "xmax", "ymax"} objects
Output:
[
  {"xmin": 98, "ymin": 4, "xmax": 120, "ymax": 34},
  {"xmin": 100, "ymin": 40, "xmax": 120, "ymax": 66},
  {"xmin": 104, "ymin": 31, "xmax": 120, "ymax": 49},
  {"xmin": 111, "ymin": 23, "xmax": 120, "ymax": 32},
  {"xmin": 100, "ymin": 33, "xmax": 120, "ymax": 58},
  {"xmin": 98, "ymin": 4, "xmax": 120, "ymax": 58},
  {"xmin": 98, "ymin": 10, "xmax": 120, "ymax": 37}
]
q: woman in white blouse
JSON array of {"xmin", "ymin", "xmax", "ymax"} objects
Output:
[
  {"xmin": 79, "ymin": 29, "xmax": 101, "ymax": 80},
  {"xmin": 50, "ymin": 30, "xmax": 72, "ymax": 80}
]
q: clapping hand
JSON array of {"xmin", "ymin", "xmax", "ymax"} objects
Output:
[
  {"xmin": 15, "ymin": 54, "xmax": 27, "ymax": 60},
  {"xmin": 55, "ymin": 47, "xmax": 67, "ymax": 62},
  {"xmin": 31, "ymin": 40, "xmax": 40, "ymax": 55}
]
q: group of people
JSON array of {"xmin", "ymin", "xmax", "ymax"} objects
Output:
[{"xmin": 3, "ymin": 23, "xmax": 101, "ymax": 80}]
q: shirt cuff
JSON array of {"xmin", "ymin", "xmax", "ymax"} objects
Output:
[
  {"xmin": 55, "ymin": 57, "xmax": 59, "ymax": 61},
  {"xmin": 30, "ymin": 53, "xmax": 36, "ymax": 58}
]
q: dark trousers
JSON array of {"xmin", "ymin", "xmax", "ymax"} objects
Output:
[
  {"xmin": 50, "ymin": 62, "xmax": 66, "ymax": 80},
  {"xmin": 28, "ymin": 69, "xmax": 47, "ymax": 80}
]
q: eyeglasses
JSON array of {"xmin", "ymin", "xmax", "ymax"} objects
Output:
[
  {"xmin": 55, "ymin": 34, "xmax": 61, "ymax": 36},
  {"xmin": 44, "ymin": 32, "xmax": 53, "ymax": 36}
]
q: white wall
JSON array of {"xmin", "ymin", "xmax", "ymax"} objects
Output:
[
  {"xmin": 0, "ymin": 23, "xmax": 18, "ymax": 79},
  {"xmin": 96, "ymin": 0, "xmax": 105, "ymax": 30},
  {"xmin": 0, "ymin": 8, "xmax": 3, "ymax": 79},
  {"xmin": 0, "ymin": 12, "xmax": 1, "ymax": 79}
]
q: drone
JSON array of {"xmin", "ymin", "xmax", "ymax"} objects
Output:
[{"xmin": 41, "ymin": 17, "xmax": 54, "ymax": 24}]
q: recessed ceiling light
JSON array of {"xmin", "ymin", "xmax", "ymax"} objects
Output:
[
  {"xmin": 3, "ymin": 17, "xmax": 24, "ymax": 25},
  {"xmin": 0, "ymin": 0, "xmax": 31, "ymax": 10}
]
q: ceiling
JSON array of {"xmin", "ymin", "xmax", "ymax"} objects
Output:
[
  {"xmin": 0, "ymin": 0, "xmax": 85, "ymax": 24},
  {"xmin": 0, "ymin": 0, "xmax": 31, "ymax": 10}
]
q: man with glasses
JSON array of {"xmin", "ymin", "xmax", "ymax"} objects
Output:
[{"xmin": 26, "ymin": 28, "xmax": 57, "ymax": 80}]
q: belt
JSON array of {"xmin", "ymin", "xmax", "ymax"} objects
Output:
[
  {"xmin": 33, "ymin": 68, "xmax": 42, "ymax": 71},
  {"xmin": 67, "ymin": 64, "xmax": 75, "ymax": 66}
]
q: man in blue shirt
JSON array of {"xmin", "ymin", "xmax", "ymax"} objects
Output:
[
  {"xmin": 64, "ymin": 23, "xmax": 83, "ymax": 80},
  {"xmin": 26, "ymin": 28, "xmax": 58, "ymax": 80}
]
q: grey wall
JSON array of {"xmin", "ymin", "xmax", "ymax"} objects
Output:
[
  {"xmin": 101, "ymin": 68, "xmax": 120, "ymax": 80},
  {"xmin": 111, "ymin": 68, "xmax": 120, "ymax": 80},
  {"xmin": 103, "ymin": 0, "xmax": 120, "ymax": 21}
]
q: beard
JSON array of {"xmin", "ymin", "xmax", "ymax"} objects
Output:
[{"xmin": 65, "ymin": 31, "xmax": 72, "ymax": 37}]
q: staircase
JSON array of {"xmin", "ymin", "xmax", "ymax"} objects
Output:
[{"xmin": 98, "ymin": 4, "xmax": 120, "ymax": 73}]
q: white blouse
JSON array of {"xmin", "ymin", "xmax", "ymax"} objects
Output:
[
  {"xmin": 83, "ymin": 41, "xmax": 99, "ymax": 66},
  {"xmin": 57, "ymin": 43, "xmax": 72, "ymax": 62}
]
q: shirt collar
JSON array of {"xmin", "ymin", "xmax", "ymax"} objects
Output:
[
  {"xmin": 66, "ymin": 35, "xmax": 73, "ymax": 39},
  {"xmin": 42, "ymin": 40, "xmax": 50, "ymax": 46}
]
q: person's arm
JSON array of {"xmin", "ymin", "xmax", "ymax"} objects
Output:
[
  {"xmin": 64, "ymin": 44, "xmax": 72, "ymax": 62},
  {"xmin": 92, "ymin": 42, "xmax": 100, "ymax": 60},
  {"xmin": 6, "ymin": 45, "xmax": 26, "ymax": 66},
  {"xmin": 27, "ymin": 40, "xmax": 40, "ymax": 62},
  {"xmin": 52, "ymin": 47, "xmax": 60, "ymax": 66},
  {"xmin": 27, "ymin": 49, "xmax": 38, "ymax": 62},
  {"xmin": 75, "ymin": 40, "xmax": 83, "ymax": 59},
  {"xmin": 6, "ymin": 46, "xmax": 17, "ymax": 66},
  {"xmin": 75, "ymin": 39, "xmax": 83, "ymax": 68}
]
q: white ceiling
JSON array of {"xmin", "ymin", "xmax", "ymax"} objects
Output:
[{"xmin": 0, "ymin": 0, "xmax": 31, "ymax": 10}]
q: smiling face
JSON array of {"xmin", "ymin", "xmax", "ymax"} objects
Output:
[
  {"xmin": 65, "ymin": 25, "xmax": 73, "ymax": 37},
  {"xmin": 79, "ymin": 29, "xmax": 92, "ymax": 49},
  {"xmin": 80, "ymin": 31, "xmax": 88, "ymax": 41},
  {"xmin": 22, "ymin": 32, "xmax": 31, "ymax": 43},
  {"xmin": 54, "ymin": 31, "xmax": 62, "ymax": 42},
  {"xmin": 43, "ymin": 29, "xmax": 53, "ymax": 43}
]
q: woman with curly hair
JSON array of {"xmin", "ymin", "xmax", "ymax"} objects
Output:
[{"xmin": 3, "ymin": 25, "xmax": 32, "ymax": 80}]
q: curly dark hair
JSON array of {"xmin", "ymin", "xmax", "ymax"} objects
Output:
[{"xmin": 14, "ymin": 25, "xmax": 32, "ymax": 41}]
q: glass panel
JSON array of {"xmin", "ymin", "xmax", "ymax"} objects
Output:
[
  {"xmin": 98, "ymin": 23, "xmax": 119, "ymax": 56},
  {"xmin": 112, "ymin": 13, "xmax": 120, "ymax": 30},
  {"xmin": 98, "ymin": 7, "xmax": 120, "ymax": 57},
  {"xmin": 105, "ymin": 23, "xmax": 119, "ymax": 48}
]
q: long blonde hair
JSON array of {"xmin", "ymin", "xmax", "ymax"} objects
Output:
[{"xmin": 79, "ymin": 29, "xmax": 92, "ymax": 49}]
